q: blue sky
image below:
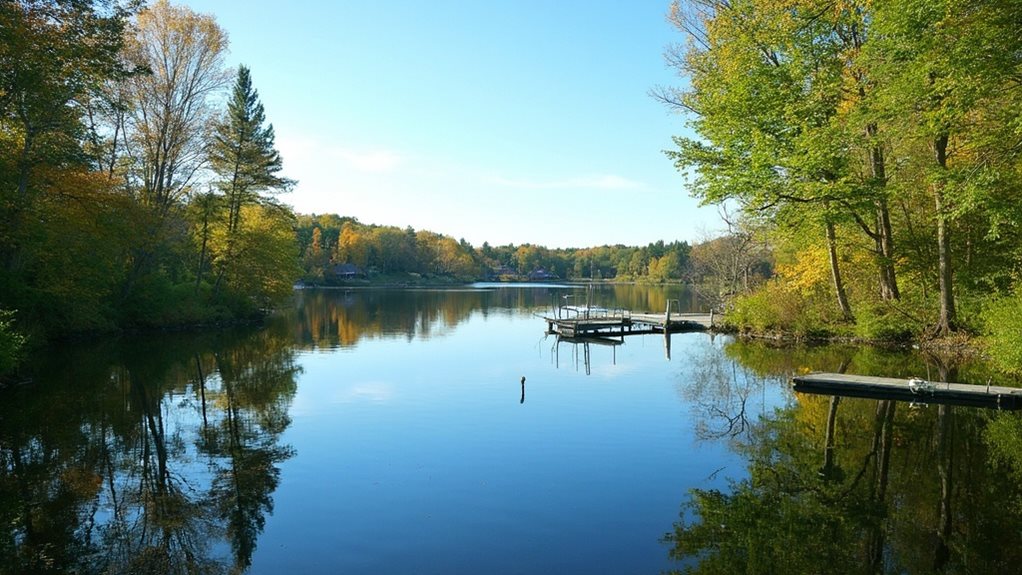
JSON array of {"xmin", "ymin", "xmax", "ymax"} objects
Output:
[{"xmin": 179, "ymin": 0, "xmax": 722, "ymax": 248}]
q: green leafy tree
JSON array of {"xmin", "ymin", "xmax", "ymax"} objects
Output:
[
  {"xmin": 0, "ymin": 0, "xmax": 129, "ymax": 212},
  {"xmin": 659, "ymin": 1, "xmax": 888, "ymax": 316},
  {"xmin": 648, "ymin": 252, "xmax": 681, "ymax": 283},
  {"xmin": 225, "ymin": 205, "xmax": 301, "ymax": 310},
  {"xmin": 0, "ymin": 1, "xmax": 135, "ymax": 339},
  {"xmin": 864, "ymin": 0, "xmax": 1022, "ymax": 334},
  {"xmin": 660, "ymin": 0, "xmax": 1022, "ymax": 338}
]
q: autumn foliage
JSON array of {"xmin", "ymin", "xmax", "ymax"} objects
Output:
[{"xmin": 0, "ymin": 1, "xmax": 299, "ymax": 352}]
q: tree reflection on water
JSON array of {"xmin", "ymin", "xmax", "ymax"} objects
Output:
[
  {"xmin": 667, "ymin": 339, "xmax": 1022, "ymax": 574},
  {"xmin": 0, "ymin": 325, "xmax": 298, "ymax": 574},
  {"xmin": 6, "ymin": 289, "xmax": 1022, "ymax": 574},
  {"xmin": 286, "ymin": 284, "xmax": 702, "ymax": 350}
]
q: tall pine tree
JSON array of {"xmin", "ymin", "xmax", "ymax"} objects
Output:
[{"xmin": 208, "ymin": 65, "xmax": 294, "ymax": 295}]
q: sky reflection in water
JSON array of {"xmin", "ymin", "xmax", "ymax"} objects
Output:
[
  {"xmin": 267, "ymin": 286, "xmax": 753, "ymax": 574},
  {"xmin": 4, "ymin": 285, "xmax": 1022, "ymax": 574}
]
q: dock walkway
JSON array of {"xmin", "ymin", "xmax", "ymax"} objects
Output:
[
  {"xmin": 544, "ymin": 310, "xmax": 713, "ymax": 338},
  {"xmin": 792, "ymin": 372, "xmax": 1022, "ymax": 410}
]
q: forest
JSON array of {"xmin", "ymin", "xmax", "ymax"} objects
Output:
[
  {"xmin": 4, "ymin": 0, "xmax": 1022, "ymax": 376},
  {"xmin": 294, "ymin": 213, "xmax": 700, "ymax": 285},
  {"xmin": 653, "ymin": 0, "xmax": 1022, "ymax": 356},
  {"xmin": 0, "ymin": 0, "xmax": 299, "ymax": 348},
  {"xmin": 0, "ymin": 1, "xmax": 723, "ymax": 374}
]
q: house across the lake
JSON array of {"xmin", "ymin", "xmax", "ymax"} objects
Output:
[
  {"xmin": 328, "ymin": 263, "xmax": 365, "ymax": 280},
  {"xmin": 493, "ymin": 265, "xmax": 515, "ymax": 275},
  {"xmin": 527, "ymin": 268, "xmax": 559, "ymax": 281}
]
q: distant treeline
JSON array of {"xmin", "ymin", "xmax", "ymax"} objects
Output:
[{"xmin": 294, "ymin": 214, "xmax": 744, "ymax": 284}]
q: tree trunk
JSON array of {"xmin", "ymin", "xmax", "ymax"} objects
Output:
[
  {"xmin": 195, "ymin": 204, "xmax": 211, "ymax": 293},
  {"xmin": 874, "ymin": 400, "xmax": 895, "ymax": 503},
  {"xmin": 4, "ymin": 126, "xmax": 36, "ymax": 275},
  {"xmin": 821, "ymin": 395, "xmax": 841, "ymax": 479},
  {"xmin": 195, "ymin": 353, "xmax": 209, "ymax": 431},
  {"xmin": 934, "ymin": 403, "xmax": 954, "ymax": 570},
  {"xmin": 875, "ymin": 197, "xmax": 900, "ymax": 301},
  {"xmin": 867, "ymin": 399, "xmax": 896, "ymax": 572},
  {"xmin": 865, "ymin": 123, "xmax": 899, "ymax": 301},
  {"xmin": 933, "ymin": 362, "xmax": 955, "ymax": 570},
  {"xmin": 826, "ymin": 220, "xmax": 854, "ymax": 320},
  {"xmin": 933, "ymin": 133, "xmax": 956, "ymax": 335}
]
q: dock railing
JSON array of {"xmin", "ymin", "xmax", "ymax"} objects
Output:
[{"xmin": 557, "ymin": 305, "xmax": 630, "ymax": 321}]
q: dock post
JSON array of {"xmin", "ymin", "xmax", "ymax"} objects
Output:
[{"xmin": 586, "ymin": 283, "xmax": 592, "ymax": 319}]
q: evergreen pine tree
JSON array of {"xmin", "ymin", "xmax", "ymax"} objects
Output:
[{"xmin": 208, "ymin": 65, "xmax": 294, "ymax": 294}]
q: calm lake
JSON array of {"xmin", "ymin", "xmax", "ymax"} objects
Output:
[{"xmin": 3, "ymin": 285, "xmax": 1022, "ymax": 574}]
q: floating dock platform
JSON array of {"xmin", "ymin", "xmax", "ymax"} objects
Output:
[
  {"xmin": 544, "ymin": 311, "xmax": 713, "ymax": 338},
  {"xmin": 792, "ymin": 372, "xmax": 1022, "ymax": 410}
]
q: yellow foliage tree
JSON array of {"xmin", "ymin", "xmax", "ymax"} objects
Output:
[
  {"xmin": 225, "ymin": 205, "xmax": 301, "ymax": 309},
  {"xmin": 774, "ymin": 244, "xmax": 832, "ymax": 297},
  {"xmin": 336, "ymin": 223, "xmax": 369, "ymax": 268}
]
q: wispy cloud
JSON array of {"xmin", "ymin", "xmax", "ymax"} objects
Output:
[
  {"xmin": 329, "ymin": 148, "xmax": 403, "ymax": 173},
  {"xmin": 491, "ymin": 174, "xmax": 644, "ymax": 191},
  {"xmin": 277, "ymin": 134, "xmax": 404, "ymax": 174}
]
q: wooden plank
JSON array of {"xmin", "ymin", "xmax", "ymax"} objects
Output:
[
  {"xmin": 630, "ymin": 312, "xmax": 712, "ymax": 327},
  {"xmin": 792, "ymin": 372, "xmax": 1022, "ymax": 410}
]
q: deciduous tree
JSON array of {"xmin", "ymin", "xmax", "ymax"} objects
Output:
[{"xmin": 119, "ymin": 0, "xmax": 230, "ymax": 294}]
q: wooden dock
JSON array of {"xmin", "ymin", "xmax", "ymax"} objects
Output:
[
  {"xmin": 792, "ymin": 372, "xmax": 1022, "ymax": 410},
  {"xmin": 544, "ymin": 310, "xmax": 714, "ymax": 338}
]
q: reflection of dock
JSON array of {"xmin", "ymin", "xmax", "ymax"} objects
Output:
[
  {"xmin": 793, "ymin": 372, "xmax": 1022, "ymax": 410},
  {"xmin": 551, "ymin": 334, "xmax": 621, "ymax": 375},
  {"xmin": 555, "ymin": 334, "xmax": 624, "ymax": 347},
  {"xmin": 549, "ymin": 323, "xmax": 695, "ymax": 374},
  {"xmin": 544, "ymin": 311, "xmax": 713, "ymax": 338}
]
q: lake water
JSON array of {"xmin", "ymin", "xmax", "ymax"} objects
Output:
[{"xmin": 3, "ymin": 285, "xmax": 1022, "ymax": 574}]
